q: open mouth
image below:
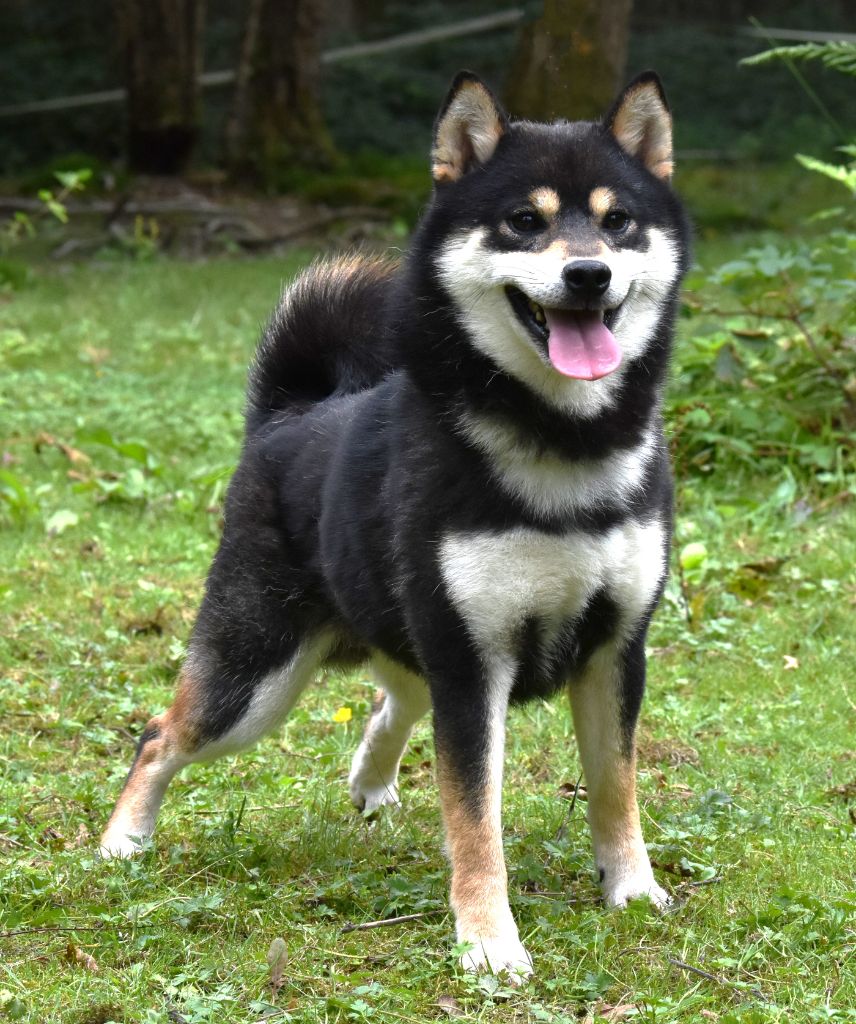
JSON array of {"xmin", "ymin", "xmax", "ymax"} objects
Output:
[{"xmin": 505, "ymin": 286, "xmax": 622, "ymax": 381}]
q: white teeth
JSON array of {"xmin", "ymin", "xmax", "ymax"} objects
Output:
[{"xmin": 526, "ymin": 297, "xmax": 546, "ymax": 325}]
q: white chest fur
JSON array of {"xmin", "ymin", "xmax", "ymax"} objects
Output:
[
  {"xmin": 439, "ymin": 519, "xmax": 666, "ymax": 652},
  {"xmin": 458, "ymin": 411, "xmax": 659, "ymax": 518}
]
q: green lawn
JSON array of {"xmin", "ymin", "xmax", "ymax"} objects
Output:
[{"xmin": 1, "ymin": 243, "xmax": 854, "ymax": 1023}]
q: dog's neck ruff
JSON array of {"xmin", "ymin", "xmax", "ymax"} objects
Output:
[{"xmin": 456, "ymin": 410, "xmax": 659, "ymax": 519}]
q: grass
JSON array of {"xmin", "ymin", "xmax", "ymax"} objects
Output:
[{"xmin": 1, "ymin": 218, "xmax": 854, "ymax": 1023}]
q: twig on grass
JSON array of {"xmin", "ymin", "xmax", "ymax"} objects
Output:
[
  {"xmin": 677, "ymin": 875, "xmax": 723, "ymax": 889},
  {"xmin": 814, "ymin": 490, "xmax": 854, "ymax": 514},
  {"xmin": 519, "ymin": 893, "xmax": 600, "ymax": 903},
  {"xmin": 0, "ymin": 924, "xmax": 105, "ymax": 938},
  {"xmin": 668, "ymin": 955, "xmax": 766, "ymax": 1002},
  {"xmin": 675, "ymin": 554, "xmax": 694, "ymax": 626},
  {"xmin": 341, "ymin": 909, "xmax": 444, "ymax": 933},
  {"xmin": 554, "ymin": 771, "xmax": 584, "ymax": 843}
]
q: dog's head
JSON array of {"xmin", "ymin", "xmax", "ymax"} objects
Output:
[{"xmin": 425, "ymin": 71, "xmax": 690, "ymax": 415}]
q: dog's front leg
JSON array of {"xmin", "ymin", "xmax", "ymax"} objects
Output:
[
  {"xmin": 432, "ymin": 660, "xmax": 533, "ymax": 983},
  {"xmin": 569, "ymin": 638, "xmax": 669, "ymax": 909}
]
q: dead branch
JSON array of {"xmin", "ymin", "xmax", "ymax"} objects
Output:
[{"xmin": 340, "ymin": 910, "xmax": 444, "ymax": 933}]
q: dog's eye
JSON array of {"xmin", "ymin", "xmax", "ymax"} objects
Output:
[
  {"xmin": 507, "ymin": 209, "xmax": 545, "ymax": 233},
  {"xmin": 602, "ymin": 210, "xmax": 631, "ymax": 232}
]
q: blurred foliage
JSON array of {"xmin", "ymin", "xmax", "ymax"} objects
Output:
[
  {"xmin": 741, "ymin": 41, "xmax": 856, "ymax": 196},
  {"xmin": 667, "ymin": 39, "xmax": 854, "ymax": 491},
  {"xmin": 1, "ymin": 0, "xmax": 855, "ymax": 178},
  {"xmin": 674, "ymin": 222, "xmax": 856, "ymax": 490},
  {"xmin": 0, "ymin": 166, "xmax": 90, "ymax": 289},
  {"xmin": 742, "ymin": 40, "xmax": 856, "ymax": 76}
]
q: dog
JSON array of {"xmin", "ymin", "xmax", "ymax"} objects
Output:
[{"xmin": 101, "ymin": 70, "xmax": 690, "ymax": 981}]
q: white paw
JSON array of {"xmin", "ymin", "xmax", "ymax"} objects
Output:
[
  {"xmin": 348, "ymin": 775, "xmax": 400, "ymax": 815},
  {"xmin": 459, "ymin": 934, "xmax": 534, "ymax": 985},
  {"xmin": 98, "ymin": 830, "xmax": 146, "ymax": 859},
  {"xmin": 604, "ymin": 871, "xmax": 671, "ymax": 910}
]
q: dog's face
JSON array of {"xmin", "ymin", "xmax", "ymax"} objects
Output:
[{"xmin": 426, "ymin": 72, "xmax": 689, "ymax": 417}]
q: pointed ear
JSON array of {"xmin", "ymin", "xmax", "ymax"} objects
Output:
[
  {"xmin": 431, "ymin": 71, "xmax": 507, "ymax": 184},
  {"xmin": 605, "ymin": 72, "xmax": 673, "ymax": 180}
]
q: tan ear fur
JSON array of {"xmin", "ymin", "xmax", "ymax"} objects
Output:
[
  {"xmin": 432, "ymin": 78, "xmax": 505, "ymax": 184},
  {"xmin": 609, "ymin": 79, "xmax": 673, "ymax": 180}
]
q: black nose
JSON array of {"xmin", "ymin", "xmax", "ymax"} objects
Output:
[{"xmin": 562, "ymin": 260, "xmax": 611, "ymax": 299}]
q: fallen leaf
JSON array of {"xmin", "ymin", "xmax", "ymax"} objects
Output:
[
  {"xmin": 126, "ymin": 607, "xmax": 166, "ymax": 636},
  {"xmin": 33, "ymin": 432, "xmax": 90, "ymax": 465},
  {"xmin": 742, "ymin": 556, "xmax": 785, "ymax": 575},
  {"xmin": 558, "ymin": 781, "xmax": 588, "ymax": 801},
  {"xmin": 58, "ymin": 443, "xmax": 90, "ymax": 464},
  {"xmin": 604, "ymin": 1005, "xmax": 637, "ymax": 1021},
  {"xmin": 34, "ymin": 431, "xmax": 57, "ymax": 451},
  {"xmin": 267, "ymin": 937, "xmax": 288, "ymax": 994},
  {"xmin": 80, "ymin": 345, "xmax": 111, "ymax": 365},
  {"xmin": 436, "ymin": 994, "xmax": 464, "ymax": 1017},
  {"xmin": 39, "ymin": 826, "xmax": 64, "ymax": 847},
  {"xmin": 71, "ymin": 822, "xmax": 90, "ymax": 848},
  {"xmin": 669, "ymin": 782, "xmax": 695, "ymax": 799},
  {"xmin": 66, "ymin": 943, "xmax": 98, "ymax": 972},
  {"xmin": 826, "ymin": 779, "xmax": 856, "ymax": 802},
  {"xmin": 584, "ymin": 1001, "xmax": 637, "ymax": 1023},
  {"xmin": 46, "ymin": 509, "xmax": 79, "ymax": 536}
]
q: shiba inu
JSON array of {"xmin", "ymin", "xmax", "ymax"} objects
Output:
[{"xmin": 102, "ymin": 70, "xmax": 691, "ymax": 981}]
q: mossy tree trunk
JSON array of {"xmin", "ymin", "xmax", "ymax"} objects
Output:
[
  {"xmin": 116, "ymin": 0, "xmax": 206, "ymax": 174},
  {"xmin": 505, "ymin": 0, "xmax": 634, "ymax": 121},
  {"xmin": 226, "ymin": 0, "xmax": 336, "ymax": 188}
]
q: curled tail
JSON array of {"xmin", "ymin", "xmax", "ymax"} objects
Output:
[{"xmin": 246, "ymin": 254, "xmax": 399, "ymax": 435}]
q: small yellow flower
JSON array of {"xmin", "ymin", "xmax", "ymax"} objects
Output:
[{"xmin": 332, "ymin": 706, "xmax": 352, "ymax": 724}]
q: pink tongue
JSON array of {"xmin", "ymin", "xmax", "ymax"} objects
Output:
[{"xmin": 545, "ymin": 309, "xmax": 622, "ymax": 380}]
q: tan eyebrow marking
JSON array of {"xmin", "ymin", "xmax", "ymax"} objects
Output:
[
  {"xmin": 529, "ymin": 187, "xmax": 561, "ymax": 219},
  {"xmin": 590, "ymin": 187, "xmax": 618, "ymax": 219}
]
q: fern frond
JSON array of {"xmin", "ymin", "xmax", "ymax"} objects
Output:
[{"xmin": 741, "ymin": 41, "xmax": 856, "ymax": 76}]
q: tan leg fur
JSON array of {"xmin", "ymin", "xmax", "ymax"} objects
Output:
[
  {"xmin": 436, "ymin": 731, "xmax": 533, "ymax": 982},
  {"xmin": 569, "ymin": 645, "xmax": 669, "ymax": 908}
]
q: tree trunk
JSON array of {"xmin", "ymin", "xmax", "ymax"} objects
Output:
[
  {"xmin": 227, "ymin": 0, "xmax": 335, "ymax": 188},
  {"xmin": 505, "ymin": 0, "xmax": 634, "ymax": 122},
  {"xmin": 116, "ymin": 0, "xmax": 206, "ymax": 174}
]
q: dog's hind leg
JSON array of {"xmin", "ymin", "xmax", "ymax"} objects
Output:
[
  {"xmin": 98, "ymin": 670, "xmax": 195, "ymax": 859},
  {"xmin": 348, "ymin": 654, "xmax": 431, "ymax": 814},
  {"xmin": 568, "ymin": 637, "xmax": 669, "ymax": 908},
  {"xmin": 100, "ymin": 629, "xmax": 334, "ymax": 858}
]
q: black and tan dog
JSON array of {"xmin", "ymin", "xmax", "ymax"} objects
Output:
[{"xmin": 102, "ymin": 70, "xmax": 691, "ymax": 981}]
